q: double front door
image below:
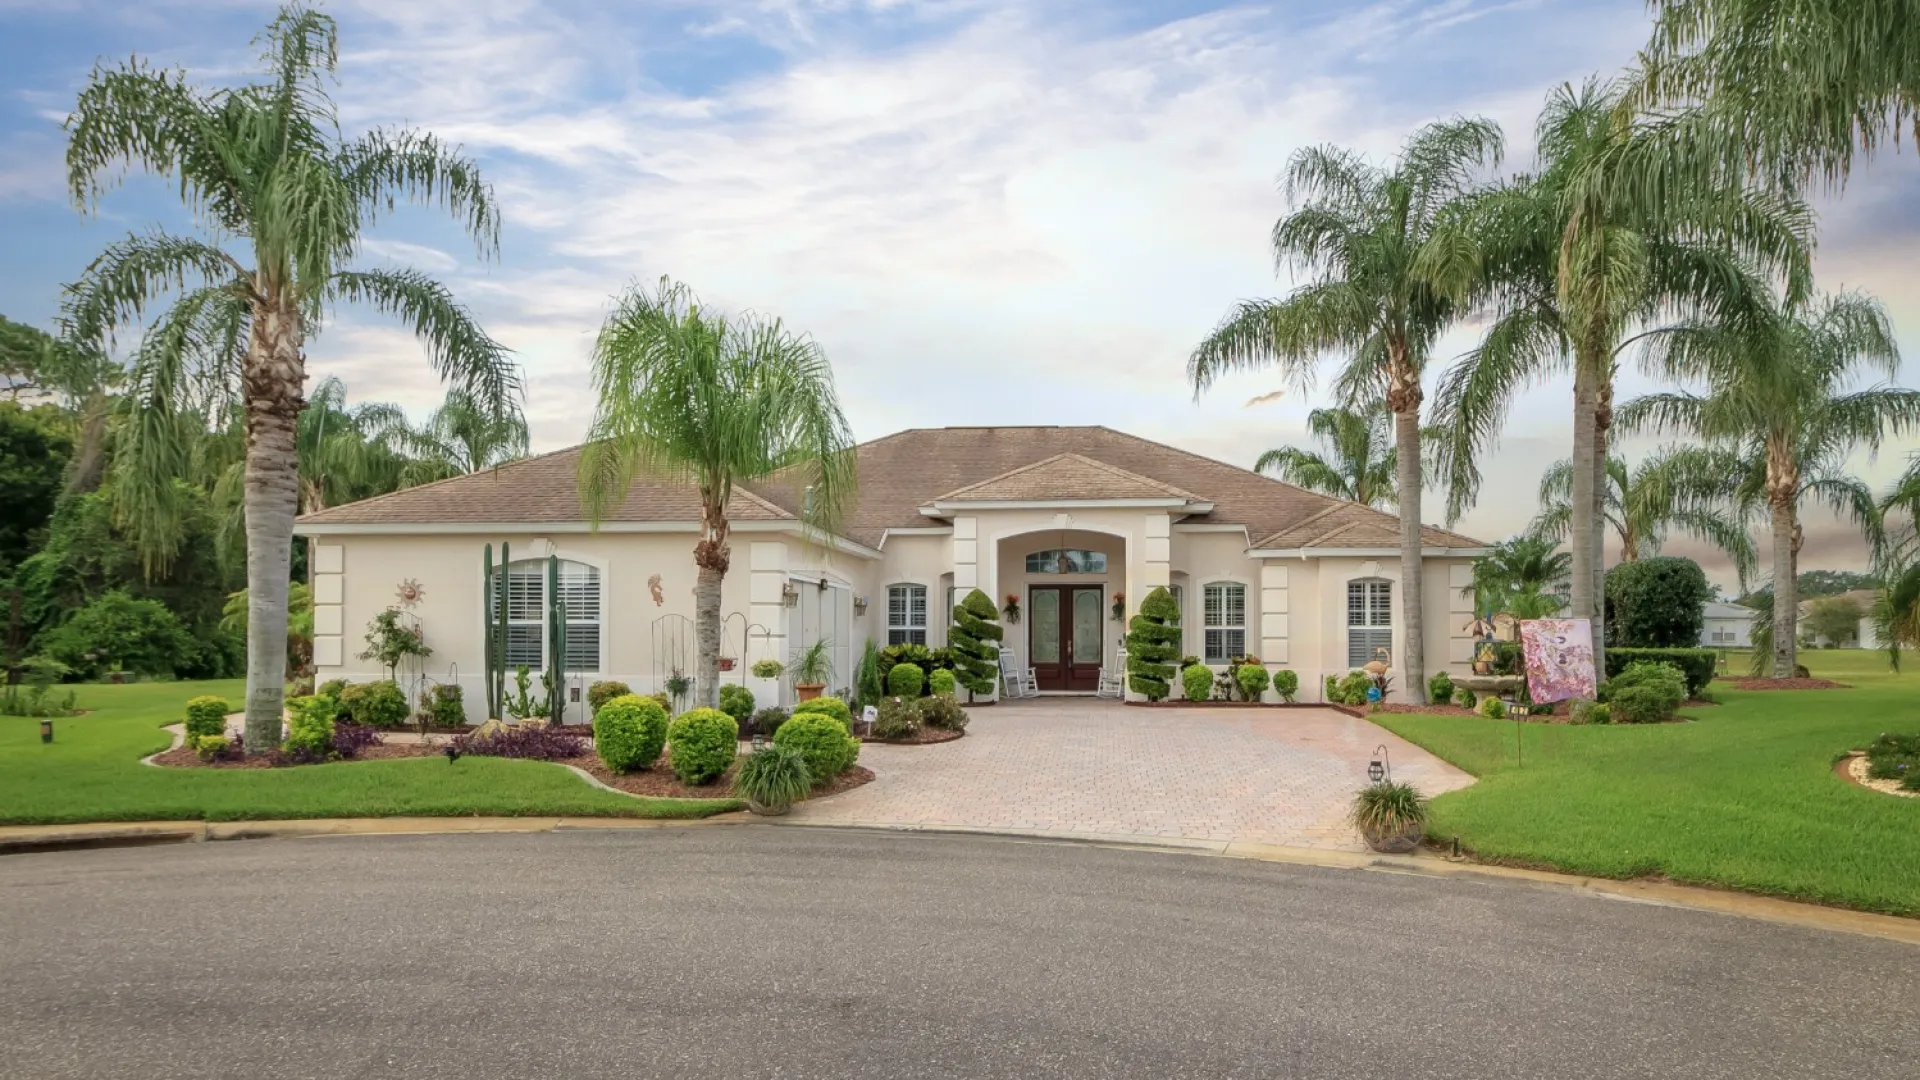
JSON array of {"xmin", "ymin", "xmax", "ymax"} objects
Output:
[{"xmin": 1029, "ymin": 585, "xmax": 1104, "ymax": 692}]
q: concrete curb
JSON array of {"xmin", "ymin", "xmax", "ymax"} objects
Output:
[{"xmin": 3, "ymin": 816, "xmax": 1914, "ymax": 945}]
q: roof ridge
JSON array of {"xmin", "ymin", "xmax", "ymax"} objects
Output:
[
  {"xmin": 731, "ymin": 484, "xmax": 796, "ymax": 518},
  {"xmin": 296, "ymin": 444, "xmax": 583, "ymax": 523},
  {"xmin": 1059, "ymin": 452, "xmax": 1207, "ymax": 501}
]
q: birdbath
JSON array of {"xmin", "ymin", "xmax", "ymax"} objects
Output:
[{"xmin": 1455, "ymin": 675, "xmax": 1525, "ymax": 698}]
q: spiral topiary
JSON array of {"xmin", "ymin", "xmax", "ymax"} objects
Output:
[
  {"xmin": 1125, "ymin": 586, "xmax": 1181, "ymax": 701},
  {"xmin": 949, "ymin": 588, "xmax": 1004, "ymax": 699}
]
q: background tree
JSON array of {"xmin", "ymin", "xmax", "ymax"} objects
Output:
[
  {"xmin": 1624, "ymin": 290, "xmax": 1915, "ymax": 677},
  {"xmin": 1803, "ymin": 595, "xmax": 1864, "ymax": 647},
  {"xmin": 579, "ymin": 277, "xmax": 855, "ymax": 710},
  {"xmin": 1467, "ymin": 534, "xmax": 1572, "ymax": 620},
  {"xmin": 0, "ymin": 403, "xmax": 74, "ymax": 573},
  {"xmin": 389, "ymin": 387, "xmax": 529, "ymax": 484},
  {"xmin": 1189, "ymin": 118, "xmax": 1503, "ymax": 702},
  {"xmin": 1605, "ymin": 555, "xmax": 1712, "ymax": 648},
  {"xmin": 63, "ymin": 5, "xmax": 516, "ymax": 750},
  {"xmin": 1529, "ymin": 447, "xmax": 1757, "ymax": 582},
  {"xmin": 1433, "ymin": 78, "xmax": 1809, "ymax": 677},
  {"xmin": 1254, "ymin": 403, "xmax": 1399, "ymax": 508}
]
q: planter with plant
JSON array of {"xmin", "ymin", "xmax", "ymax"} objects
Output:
[
  {"xmin": 1351, "ymin": 781, "xmax": 1428, "ymax": 854},
  {"xmin": 791, "ymin": 637, "xmax": 833, "ymax": 701},
  {"xmin": 733, "ymin": 744, "xmax": 812, "ymax": 815},
  {"xmin": 750, "ymin": 658, "xmax": 785, "ymax": 681},
  {"xmin": 1002, "ymin": 594, "xmax": 1021, "ymax": 624}
]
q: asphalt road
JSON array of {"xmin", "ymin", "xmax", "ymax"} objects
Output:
[{"xmin": 0, "ymin": 828, "xmax": 1912, "ymax": 1079}]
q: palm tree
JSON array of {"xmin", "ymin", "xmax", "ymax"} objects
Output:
[
  {"xmin": 1468, "ymin": 534, "xmax": 1573, "ymax": 621},
  {"xmin": 1254, "ymin": 404, "xmax": 1398, "ymax": 509},
  {"xmin": 63, "ymin": 5, "xmax": 517, "ymax": 751},
  {"xmin": 1623, "ymin": 290, "xmax": 1917, "ymax": 677},
  {"xmin": 1530, "ymin": 448, "xmax": 1757, "ymax": 582},
  {"xmin": 1634, "ymin": 0, "xmax": 1919, "ymax": 188},
  {"xmin": 389, "ymin": 388, "xmax": 530, "ymax": 485},
  {"xmin": 1189, "ymin": 118, "xmax": 1503, "ymax": 702},
  {"xmin": 578, "ymin": 277, "xmax": 856, "ymax": 710},
  {"xmin": 1432, "ymin": 78, "xmax": 1810, "ymax": 675}
]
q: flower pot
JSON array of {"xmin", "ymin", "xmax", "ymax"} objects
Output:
[
  {"xmin": 746, "ymin": 799, "xmax": 791, "ymax": 817},
  {"xmin": 718, "ymin": 658, "xmax": 736, "ymax": 672},
  {"xmin": 795, "ymin": 682, "xmax": 825, "ymax": 702},
  {"xmin": 1361, "ymin": 820, "xmax": 1424, "ymax": 854}
]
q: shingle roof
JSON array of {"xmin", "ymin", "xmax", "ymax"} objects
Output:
[
  {"xmin": 297, "ymin": 424, "xmax": 1487, "ymax": 554},
  {"xmin": 294, "ymin": 446, "xmax": 792, "ymax": 526},
  {"xmin": 930, "ymin": 453, "xmax": 1207, "ymax": 504}
]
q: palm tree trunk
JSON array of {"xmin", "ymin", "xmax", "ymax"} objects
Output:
[
  {"xmin": 240, "ymin": 295, "xmax": 305, "ymax": 752},
  {"xmin": 1388, "ymin": 362, "xmax": 1426, "ymax": 704},
  {"xmin": 1591, "ymin": 385, "xmax": 1611, "ymax": 678},
  {"xmin": 1770, "ymin": 499, "xmax": 1797, "ymax": 678},
  {"xmin": 1569, "ymin": 364, "xmax": 1599, "ymax": 667},
  {"xmin": 692, "ymin": 503, "xmax": 729, "ymax": 711}
]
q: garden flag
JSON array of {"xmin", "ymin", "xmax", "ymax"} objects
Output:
[{"xmin": 1519, "ymin": 619, "xmax": 1596, "ymax": 704}]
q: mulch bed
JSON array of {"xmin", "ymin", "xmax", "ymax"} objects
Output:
[
  {"xmin": 565, "ymin": 753, "xmax": 874, "ymax": 801},
  {"xmin": 1727, "ymin": 678, "xmax": 1848, "ymax": 691},
  {"xmin": 861, "ymin": 727, "xmax": 964, "ymax": 745},
  {"xmin": 152, "ymin": 743, "xmax": 438, "ymax": 769}
]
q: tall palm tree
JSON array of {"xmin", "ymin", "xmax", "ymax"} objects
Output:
[
  {"xmin": 1623, "ymin": 290, "xmax": 1916, "ymax": 677},
  {"xmin": 1432, "ymin": 78, "xmax": 1810, "ymax": 675},
  {"xmin": 1254, "ymin": 404, "xmax": 1398, "ymax": 509},
  {"xmin": 389, "ymin": 388, "xmax": 530, "ymax": 485},
  {"xmin": 1530, "ymin": 447, "xmax": 1758, "ymax": 582},
  {"xmin": 63, "ymin": 5, "xmax": 517, "ymax": 751},
  {"xmin": 1468, "ymin": 534, "xmax": 1573, "ymax": 621},
  {"xmin": 1189, "ymin": 118, "xmax": 1503, "ymax": 702},
  {"xmin": 1634, "ymin": 0, "xmax": 1920, "ymax": 188},
  {"xmin": 578, "ymin": 277, "xmax": 856, "ymax": 710}
]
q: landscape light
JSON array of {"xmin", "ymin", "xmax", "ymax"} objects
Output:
[{"xmin": 40, "ymin": 719, "xmax": 54, "ymax": 744}]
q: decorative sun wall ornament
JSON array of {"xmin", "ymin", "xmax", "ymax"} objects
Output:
[
  {"xmin": 647, "ymin": 574, "xmax": 665, "ymax": 607},
  {"xmin": 395, "ymin": 579, "xmax": 426, "ymax": 609}
]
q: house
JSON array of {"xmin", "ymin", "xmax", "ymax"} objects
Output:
[
  {"xmin": 294, "ymin": 425, "xmax": 1489, "ymax": 718},
  {"xmin": 1797, "ymin": 589, "xmax": 1881, "ymax": 649},
  {"xmin": 1699, "ymin": 601, "xmax": 1758, "ymax": 648}
]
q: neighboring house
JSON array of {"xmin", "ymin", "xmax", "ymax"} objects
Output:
[
  {"xmin": 1797, "ymin": 589, "xmax": 1881, "ymax": 649},
  {"xmin": 294, "ymin": 425, "xmax": 1488, "ymax": 717},
  {"xmin": 1699, "ymin": 602, "xmax": 1758, "ymax": 648}
]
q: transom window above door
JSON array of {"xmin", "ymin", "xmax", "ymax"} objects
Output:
[{"xmin": 1025, "ymin": 549, "xmax": 1108, "ymax": 574}]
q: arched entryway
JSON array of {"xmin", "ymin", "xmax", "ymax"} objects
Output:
[{"xmin": 996, "ymin": 529, "xmax": 1123, "ymax": 693}]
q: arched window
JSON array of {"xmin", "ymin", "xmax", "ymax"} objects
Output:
[
  {"xmin": 491, "ymin": 559, "xmax": 603, "ymax": 673},
  {"xmin": 1025, "ymin": 549, "xmax": 1108, "ymax": 574},
  {"xmin": 1347, "ymin": 578, "xmax": 1392, "ymax": 669}
]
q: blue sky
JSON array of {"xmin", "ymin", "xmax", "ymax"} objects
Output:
[{"xmin": 3, "ymin": 0, "xmax": 1917, "ymax": 584}]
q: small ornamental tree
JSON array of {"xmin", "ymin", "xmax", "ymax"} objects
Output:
[
  {"xmin": 1126, "ymin": 587, "xmax": 1182, "ymax": 701},
  {"xmin": 949, "ymin": 588, "xmax": 1004, "ymax": 700},
  {"xmin": 1605, "ymin": 556, "xmax": 1712, "ymax": 648}
]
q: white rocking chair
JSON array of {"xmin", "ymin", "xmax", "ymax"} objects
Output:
[
  {"xmin": 1095, "ymin": 648, "xmax": 1127, "ymax": 699},
  {"xmin": 999, "ymin": 647, "xmax": 1039, "ymax": 698}
]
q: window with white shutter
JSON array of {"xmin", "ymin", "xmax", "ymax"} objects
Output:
[
  {"xmin": 888, "ymin": 584, "xmax": 928, "ymax": 646},
  {"xmin": 491, "ymin": 559, "xmax": 603, "ymax": 673},
  {"xmin": 1347, "ymin": 578, "xmax": 1391, "ymax": 669},
  {"xmin": 1202, "ymin": 582, "xmax": 1245, "ymax": 663}
]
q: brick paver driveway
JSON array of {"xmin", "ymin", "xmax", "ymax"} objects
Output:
[{"xmin": 788, "ymin": 698, "xmax": 1473, "ymax": 850}]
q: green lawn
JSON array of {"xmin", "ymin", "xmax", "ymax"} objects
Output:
[
  {"xmin": 1, "ymin": 680, "xmax": 741, "ymax": 825},
  {"xmin": 1376, "ymin": 650, "xmax": 1920, "ymax": 916}
]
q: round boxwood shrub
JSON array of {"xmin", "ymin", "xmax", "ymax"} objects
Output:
[
  {"xmin": 1271, "ymin": 669, "xmax": 1299, "ymax": 703},
  {"xmin": 666, "ymin": 707, "xmax": 738, "ymax": 785},
  {"xmin": 887, "ymin": 661, "xmax": 926, "ymax": 698},
  {"xmin": 1234, "ymin": 663, "xmax": 1271, "ymax": 702},
  {"xmin": 1181, "ymin": 663, "xmax": 1213, "ymax": 702},
  {"xmin": 594, "ymin": 694, "xmax": 669, "ymax": 773},
  {"xmin": 928, "ymin": 668, "xmax": 957, "ymax": 697},
  {"xmin": 1607, "ymin": 660, "xmax": 1688, "ymax": 723},
  {"xmin": 587, "ymin": 680, "xmax": 632, "ymax": 715},
  {"xmin": 791, "ymin": 695, "xmax": 852, "ymax": 729},
  {"xmin": 773, "ymin": 710, "xmax": 860, "ymax": 785},
  {"xmin": 1477, "ymin": 696, "xmax": 1507, "ymax": 719},
  {"xmin": 718, "ymin": 684, "xmax": 756, "ymax": 725},
  {"xmin": 184, "ymin": 695, "xmax": 230, "ymax": 740},
  {"xmin": 343, "ymin": 679, "xmax": 409, "ymax": 729}
]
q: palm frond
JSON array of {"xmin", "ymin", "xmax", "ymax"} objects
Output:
[{"xmin": 329, "ymin": 268, "xmax": 520, "ymax": 414}]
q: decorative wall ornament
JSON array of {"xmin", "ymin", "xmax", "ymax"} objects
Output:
[
  {"xmin": 647, "ymin": 573, "xmax": 664, "ymax": 607},
  {"xmin": 395, "ymin": 578, "xmax": 425, "ymax": 609}
]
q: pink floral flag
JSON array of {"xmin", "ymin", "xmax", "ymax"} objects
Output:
[{"xmin": 1520, "ymin": 619, "xmax": 1596, "ymax": 704}]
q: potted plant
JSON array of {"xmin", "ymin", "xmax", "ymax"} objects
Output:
[
  {"xmin": 1002, "ymin": 594, "xmax": 1021, "ymax": 624},
  {"xmin": 750, "ymin": 658, "xmax": 785, "ymax": 680},
  {"xmin": 718, "ymin": 656, "xmax": 737, "ymax": 672},
  {"xmin": 1110, "ymin": 592, "xmax": 1126, "ymax": 621},
  {"xmin": 1350, "ymin": 781, "xmax": 1428, "ymax": 853},
  {"xmin": 732, "ymin": 744, "xmax": 812, "ymax": 816},
  {"xmin": 791, "ymin": 638, "xmax": 833, "ymax": 701},
  {"xmin": 664, "ymin": 669, "xmax": 692, "ymax": 711}
]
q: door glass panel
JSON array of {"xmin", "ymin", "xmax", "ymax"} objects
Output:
[
  {"xmin": 1072, "ymin": 589, "xmax": 1102, "ymax": 665},
  {"xmin": 1031, "ymin": 589, "xmax": 1060, "ymax": 665}
]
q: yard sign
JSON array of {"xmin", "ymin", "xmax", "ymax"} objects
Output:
[{"xmin": 1519, "ymin": 618, "xmax": 1596, "ymax": 704}]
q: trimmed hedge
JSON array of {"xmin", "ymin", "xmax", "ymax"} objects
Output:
[
  {"xmin": 1607, "ymin": 661, "xmax": 1687, "ymax": 723},
  {"xmin": 1126, "ymin": 586, "xmax": 1182, "ymax": 701},
  {"xmin": 792, "ymin": 695, "xmax": 852, "ymax": 729},
  {"xmin": 1606, "ymin": 556, "xmax": 1711, "ymax": 648},
  {"xmin": 1182, "ymin": 663, "xmax": 1213, "ymax": 702},
  {"xmin": 929, "ymin": 669, "xmax": 957, "ymax": 697},
  {"xmin": 666, "ymin": 707, "xmax": 738, "ymax": 785},
  {"xmin": 184, "ymin": 696, "xmax": 229, "ymax": 740},
  {"xmin": 773, "ymin": 710, "xmax": 860, "ymax": 785},
  {"xmin": 594, "ymin": 694, "xmax": 669, "ymax": 773},
  {"xmin": 887, "ymin": 662, "xmax": 926, "ymax": 698},
  {"xmin": 1605, "ymin": 648, "xmax": 1715, "ymax": 699}
]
